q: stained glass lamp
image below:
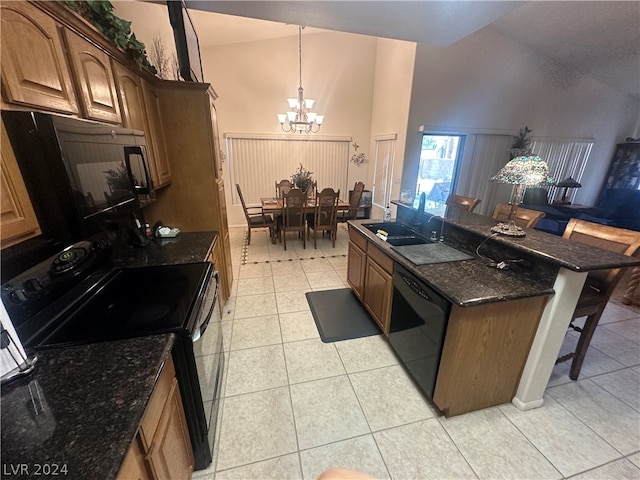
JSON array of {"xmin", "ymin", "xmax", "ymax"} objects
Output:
[{"xmin": 490, "ymin": 155, "xmax": 554, "ymax": 237}]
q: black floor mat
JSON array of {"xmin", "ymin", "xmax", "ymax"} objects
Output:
[{"xmin": 306, "ymin": 288, "xmax": 381, "ymax": 343}]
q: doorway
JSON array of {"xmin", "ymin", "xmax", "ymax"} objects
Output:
[{"xmin": 415, "ymin": 134, "xmax": 465, "ymax": 208}]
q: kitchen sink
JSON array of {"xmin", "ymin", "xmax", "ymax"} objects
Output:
[
  {"xmin": 364, "ymin": 222, "xmax": 416, "ymax": 237},
  {"xmin": 385, "ymin": 235, "xmax": 430, "ymax": 246}
]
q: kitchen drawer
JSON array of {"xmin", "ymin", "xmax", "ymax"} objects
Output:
[
  {"xmin": 349, "ymin": 226, "xmax": 368, "ymax": 251},
  {"xmin": 367, "ymin": 243, "xmax": 394, "ymax": 275}
]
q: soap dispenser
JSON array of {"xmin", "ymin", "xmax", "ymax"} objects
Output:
[{"xmin": 383, "ymin": 204, "xmax": 392, "ymax": 222}]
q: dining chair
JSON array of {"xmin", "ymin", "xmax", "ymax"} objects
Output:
[
  {"xmin": 275, "ymin": 179, "xmax": 293, "ymax": 197},
  {"xmin": 556, "ymin": 218, "xmax": 640, "ymax": 380},
  {"xmin": 338, "ymin": 181, "xmax": 365, "ymax": 222},
  {"xmin": 307, "ymin": 187, "xmax": 340, "ymax": 249},
  {"xmin": 492, "ymin": 203, "xmax": 546, "ymax": 229},
  {"xmin": 278, "ymin": 188, "xmax": 307, "ymax": 250},
  {"xmin": 236, "ymin": 184, "xmax": 274, "ymax": 244},
  {"xmin": 445, "ymin": 194, "xmax": 481, "ymax": 212}
]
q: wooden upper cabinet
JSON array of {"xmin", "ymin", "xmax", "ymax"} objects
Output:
[
  {"xmin": 0, "ymin": 1, "xmax": 78, "ymax": 114},
  {"xmin": 64, "ymin": 30, "xmax": 121, "ymax": 124},
  {"xmin": 112, "ymin": 60, "xmax": 162, "ymax": 188},
  {"xmin": 1, "ymin": 120, "xmax": 41, "ymax": 249},
  {"xmin": 112, "ymin": 60, "xmax": 147, "ymax": 131},
  {"xmin": 141, "ymin": 80, "xmax": 171, "ymax": 188}
]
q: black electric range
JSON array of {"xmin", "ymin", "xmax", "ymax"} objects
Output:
[{"xmin": 1, "ymin": 240, "xmax": 223, "ymax": 471}]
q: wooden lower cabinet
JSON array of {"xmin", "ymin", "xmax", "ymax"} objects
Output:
[
  {"xmin": 347, "ymin": 239, "xmax": 366, "ymax": 300},
  {"xmin": 117, "ymin": 356, "xmax": 193, "ymax": 480},
  {"xmin": 118, "ymin": 438, "xmax": 151, "ymax": 480},
  {"xmin": 363, "ymin": 246, "xmax": 393, "ymax": 334},
  {"xmin": 347, "ymin": 227, "xmax": 393, "ymax": 334},
  {"xmin": 433, "ymin": 296, "xmax": 548, "ymax": 417}
]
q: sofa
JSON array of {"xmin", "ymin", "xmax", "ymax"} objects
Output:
[{"xmin": 523, "ymin": 188, "xmax": 640, "ymax": 235}]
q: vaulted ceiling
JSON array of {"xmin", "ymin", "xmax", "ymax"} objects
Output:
[{"xmin": 135, "ymin": 1, "xmax": 639, "ymax": 98}]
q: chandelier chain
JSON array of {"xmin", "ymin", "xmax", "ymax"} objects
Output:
[{"xmin": 277, "ymin": 24, "xmax": 324, "ymax": 133}]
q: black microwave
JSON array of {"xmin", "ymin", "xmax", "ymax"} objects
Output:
[{"xmin": 1, "ymin": 111, "xmax": 156, "ymax": 279}]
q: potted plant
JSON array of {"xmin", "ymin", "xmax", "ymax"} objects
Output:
[{"xmin": 291, "ymin": 163, "xmax": 314, "ymax": 191}]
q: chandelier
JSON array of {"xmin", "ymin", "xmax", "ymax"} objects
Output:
[{"xmin": 277, "ymin": 25, "xmax": 324, "ymax": 133}]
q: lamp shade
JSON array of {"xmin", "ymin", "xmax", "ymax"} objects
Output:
[
  {"xmin": 491, "ymin": 155, "xmax": 554, "ymax": 186},
  {"xmin": 556, "ymin": 176, "xmax": 582, "ymax": 188}
]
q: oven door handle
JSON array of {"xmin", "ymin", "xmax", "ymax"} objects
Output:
[{"xmin": 192, "ymin": 270, "xmax": 219, "ymax": 343}]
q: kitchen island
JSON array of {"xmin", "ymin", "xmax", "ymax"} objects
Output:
[
  {"xmin": 1, "ymin": 335, "xmax": 175, "ymax": 480},
  {"xmin": 351, "ymin": 201, "xmax": 640, "ymax": 413}
]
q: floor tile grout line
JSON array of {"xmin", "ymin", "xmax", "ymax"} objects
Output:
[{"xmin": 227, "ymin": 226, "xmax": 640, "ymax": 478}]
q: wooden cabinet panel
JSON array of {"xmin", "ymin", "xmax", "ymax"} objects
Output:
[
  {"xmin": 143, "ymin": 83, "xmax": 233, "ymax": 309},
  {"xmin": 0, "ymin": 1, "xmax": 78, "ymax": 114},
  {"xmin": 147, "ymin": 378, "xmax": 194, "ymax": 480},
  {"xmin": 217, "ymin": 179, "xmax": 233, "ymax": 302},
  {"xmin": 118, "ymin": 356, "xmax": 193, "ymax": 480},
  {"xmin": 364, "ymin": 256, "xmax": 393, "ymax": 334},
  {"xmin": 112, "ymin": 60, "xmax": 164, "ymax": 192},
  {"xmin": 112, "ymin": 61, "xmax": 148, "ymax": 131},
  {"xmin": 1, "ymin": 120, "xmax": 41, "ymax": 249},
  {"xmin": 139, "ymin": 356, "xmax": 175, "ymax": 452},
  {"xmin": 141, "ymin": 80, "xmax": 171, "ymax": 188},
  {"xmin": 433, "ymin": 296, "xmax": 547, "ymax": 417},
  {"xmin": 347, "ymin": 228, "xmax": 392, "ymax": 333},
  {"xmin": 208, "ymin": 100, "xmax": 223, "ymax": 179},
  {"xmin": 64, "ymin": 30, "xmax": 121, "ymax": 123},
  {"xmin": 347, "ymin": 240, "xmax": 366, "ymax": 300},
  {"xmin": 117, "ymin": 438, "xmax": 150, "ymax": 480}
]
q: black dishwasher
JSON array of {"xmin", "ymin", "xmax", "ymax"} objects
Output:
[{"xmin": 388, "ymin": 264, "xmax": 451, "ymax": 399}]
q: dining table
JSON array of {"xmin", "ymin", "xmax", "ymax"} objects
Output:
[{"xmin": 260, "ymin": 197, "xmax": 351, "ymax": 244}]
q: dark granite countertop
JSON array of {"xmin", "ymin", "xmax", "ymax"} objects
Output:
[
  {"xmin": 350, "ymin": 220, "xmax": 554, "ymax": 307},
  {"xmin": 111, "ymin": 231, "xmax": 217, "ymax": 268},
  {"xmin": 1, "ymin": 334, "xmax": 175, "ymax": 480},
  {"xmin": 440, "ymin": 209, "xmax": 640, "ymax": 272}
]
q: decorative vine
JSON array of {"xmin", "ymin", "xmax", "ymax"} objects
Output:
[{"xmin": 63, "ymin": 0, "xmax": 157, "ymax": 75}]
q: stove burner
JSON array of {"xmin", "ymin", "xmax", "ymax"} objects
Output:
[{"xmin": 131, "ymin": 304, "xmax": 170, "ymax": 325}]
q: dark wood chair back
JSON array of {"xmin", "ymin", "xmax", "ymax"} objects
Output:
[
  {"xmin": 279, "ymin": 188, "xmax": 307, "ymax": 250},
  {"xmin": 236, "ymin": 183, "xmax": 274, "ymax": 244},
  {"xmin": 308, "ymin": 188, "xmax": 340, "ymax": 248},
  {"xmin": 492, "ymin": 203, "xmax": 545, "ymax": 228},
  {"xmin": 276, "ymin": 179, "xmax": 293, "ymax": 197},
  {"xmin": 445, "ymin": 194, "xmax": 481, "ymax": 212},
  {"xmin": 556, "ymin": 218, "xmax": 640, "ymax": 379},
  {"xmin": 340, "ymin": 181, "xmax": 364, "ymax": 222}
]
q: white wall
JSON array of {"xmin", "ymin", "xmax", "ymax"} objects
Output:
[
  {"xmin": 200, "ymin": 31, "xmax": 378, "ymax": 226},
  {"xmin": 368, "ymin": 38, "xmax": 416, "ymax": 218},
  {"xmin": 401, "ymin": 27, "xmax": 639, "ymax": 209}
]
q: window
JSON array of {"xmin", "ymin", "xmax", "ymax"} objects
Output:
[{"xmin": 415, "ymin": 134, "xmax": 465, "ymax": 208}]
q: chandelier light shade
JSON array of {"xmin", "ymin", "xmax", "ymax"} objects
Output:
[
  {"xmin": 490, "ymin": 155, "xmax": 554, "ymax": 237},
  {"xmin": 277, "ymin": 26, "xmax": 324, "ymax": 133}
]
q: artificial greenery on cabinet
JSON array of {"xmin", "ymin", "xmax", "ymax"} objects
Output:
[{"xmin": 63, "ymin": 0, "xmax": 157, "ymax": 75}]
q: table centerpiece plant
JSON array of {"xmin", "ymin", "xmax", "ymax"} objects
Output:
[{"xmin": 291, "ymin": 163, "xmax": 314, "ymax": 191}]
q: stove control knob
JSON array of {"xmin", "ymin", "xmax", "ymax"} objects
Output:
[
  {"xmin": 24, "ymin": 278, "xmax": 43, "ymax": 292},
  {"xmin": 10, "ymin": 288, "xmax": 27, "ymax": 304}
]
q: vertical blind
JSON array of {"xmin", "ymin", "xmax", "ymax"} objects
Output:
[
  {"xmin": 225, "ymin": 134, "xmax": 352, "ymax": 205},
  {"xmin": 454, "ymin": 134, "xmax": 594, "ymax": 214},
  {"xmin": 372, "ymin": 135, "xmax": 397, "ymax": 208}
]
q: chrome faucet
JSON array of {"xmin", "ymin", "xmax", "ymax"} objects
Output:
[{"xmin": 426, "ymin": 213, "xmax": 445, "ymax": 242}]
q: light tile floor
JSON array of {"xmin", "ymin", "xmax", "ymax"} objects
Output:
[{"xmin": 194, "ymin": 225, "xmax": 640, "ymax": 480}]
